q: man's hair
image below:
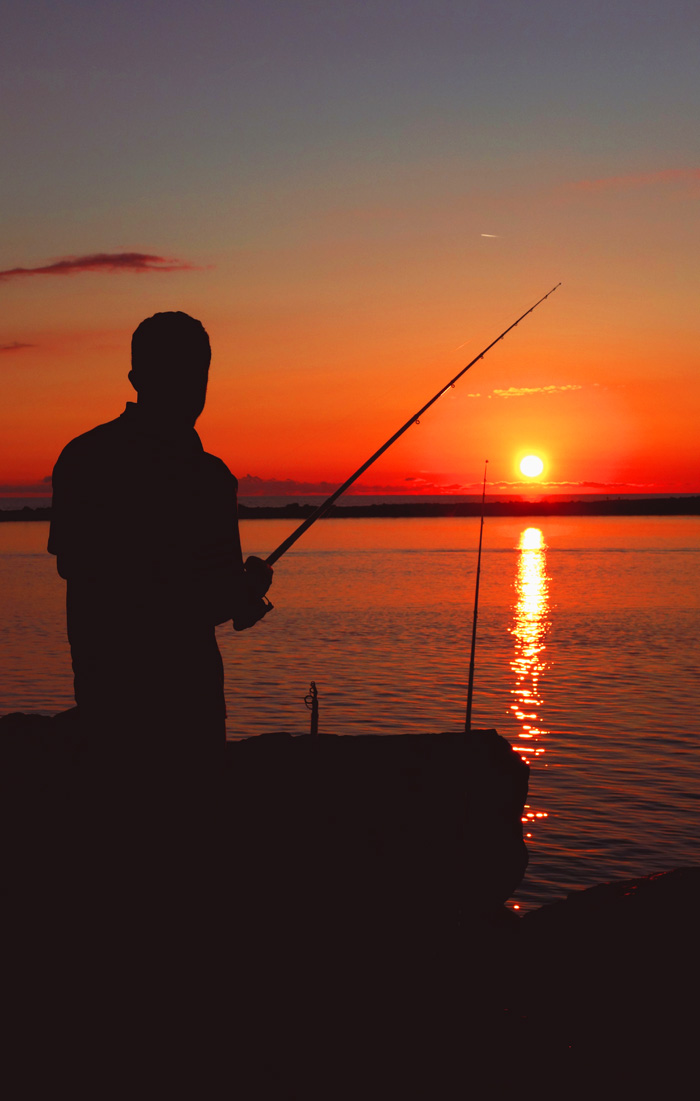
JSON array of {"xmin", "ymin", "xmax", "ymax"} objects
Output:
[{"xmin": 131, "ymin": 312, "xmax": 211, "ymax": 375}]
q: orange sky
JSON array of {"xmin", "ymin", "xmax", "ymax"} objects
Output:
[{"xmin": 2, "ymin": 3, "xmax": 699, "ymax": 497}]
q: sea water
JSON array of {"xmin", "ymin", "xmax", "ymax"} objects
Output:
[{"xmin": 1, "ymin": 516, "xmax": 698, "ymax": 910}]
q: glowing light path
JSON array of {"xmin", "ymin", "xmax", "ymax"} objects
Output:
[{"xmin": 509, "ymin": 527, "xmax": 551, "ymax": 845}]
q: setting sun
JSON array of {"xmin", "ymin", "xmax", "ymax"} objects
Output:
[{"xmin": 520, "ymin": 455, "xmax": 544, "ymax": 478}]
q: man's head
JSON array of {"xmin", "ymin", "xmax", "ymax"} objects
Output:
[{"xmin": 129, "ymin": 312, "xmax": 212, "ymax": 426}]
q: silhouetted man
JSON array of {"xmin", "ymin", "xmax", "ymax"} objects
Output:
[{"xmin": 49, "ymin": 311, "xmax": 271, "ymax": 761}]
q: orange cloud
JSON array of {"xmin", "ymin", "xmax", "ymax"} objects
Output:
[
  {"xmin": 234, "ymin": 474, "xmax": 661, "ymax": 497},
  {"xmin": 237, "ymin": 474, "xmax": 471, "ymax": 497},
  {"xmin": 492, "ymin": 385, "xmax": 583, "ymax": 399},
  {"xmin": 494, "ymin": 480, "xmax": 655, "ymax": 490},
  {"xmin": 0, "ymin": 252, "xmax": 198, "ymax": 281},
  {"xmin": 571, "ymin": 168, "xmax": 700, "ymax": 193}
]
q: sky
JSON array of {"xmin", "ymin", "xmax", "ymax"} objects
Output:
[{"xmin": 2, "ymin": 0, "xmax": 699, "ymax": 497}]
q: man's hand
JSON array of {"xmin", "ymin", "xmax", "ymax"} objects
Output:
[
  {"xmin": 244, "ymin": 556, "xmax": 273, "ymax": 598},
  {"xmin": 230, "ymin": 557, "xmax": 274, "ymax": 631}
]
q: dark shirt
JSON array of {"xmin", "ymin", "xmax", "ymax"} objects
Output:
[{"xmin": 49, "ymin": 403, "xmax": 243, "ymax": 746}]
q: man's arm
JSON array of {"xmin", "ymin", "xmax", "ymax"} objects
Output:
[
  {"xmin": 48, "ymin": 440, "xmax": 99, "ymax": 580},
  {"xmin": 195, "ymin": 459, "xmax": 273, "ymax": 628}
]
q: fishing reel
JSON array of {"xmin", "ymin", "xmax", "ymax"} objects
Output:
[{"xmin": 232, "ymin": 555, "xmax": 274, "ymax": 631}]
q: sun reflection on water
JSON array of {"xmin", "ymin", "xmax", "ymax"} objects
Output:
[{"xmin": 509, "ymin": 527, "xmax": 551, "ymax": 834}]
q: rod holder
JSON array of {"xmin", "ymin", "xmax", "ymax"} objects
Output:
[{"xmin": 304, "ymin": 681, "xmax": 319, "ymax": 736}]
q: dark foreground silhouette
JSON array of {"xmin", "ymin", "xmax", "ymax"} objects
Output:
[{"xmin": 2, "ymin": 710, "xmax": 697, "ymax": 1095}]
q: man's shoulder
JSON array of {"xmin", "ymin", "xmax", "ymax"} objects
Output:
[
  {"xmin": 201, "ymin": 450, "xmax": 238, "ymax": 491},
  {"xmin": 54, "ymin": 415, "xmax": 128, "ymax": 467}
]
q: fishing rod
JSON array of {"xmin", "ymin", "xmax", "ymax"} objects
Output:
[
  {"xmin": 465, "ymin": 460, "xmax": 488, "ymax": 733},
  {"xmin": 265, "ymin": 283, "xmax": 561, "ymax": 566}
]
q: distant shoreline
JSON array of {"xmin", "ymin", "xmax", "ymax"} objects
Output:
[{"xmin": 2, "ymin": 496, "xmax": 699, "ymax": 521}]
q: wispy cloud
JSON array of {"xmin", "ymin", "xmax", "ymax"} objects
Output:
[
  {"xmin": 0, "ymin": 252, "xmax": 198, "ymax": 282},
  {"xmin": 494, "ymin": 479, "xmax": 655, "ymax": 490},
  {"xmin": 238, "ymin": 474, "xmax": 398, "ymax": 497},
  {"xmin": 0, "ymin": 341, "xmax": 36, "ymax": 353},
  {"xmin": 0, "ymin": 476, "xmax": 52, "ymax": 495},
  {"xmin": 574, "ymin": 481, "xmax": 653, "ymax": 489},
  {"xmin": 492, "ymin": 384, "xmax": 583, "ymax": 399},
  {"xmin": 235, "ymin": 474, "xmax": 669, "ymax": 498},
  {"xmin": 238, "ymin": 474, "xmax": 472, "ymax": 497},
  {"xmin": 571, "ymin": 168, "xmax": 700, "ymax": 194},
  {"xmin": 480, "ymin": 233, "xmax": 501, "ymax": 238}
]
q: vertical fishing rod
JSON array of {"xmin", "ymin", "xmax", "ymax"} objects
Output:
[
  {"xmin": 465, "ymin": 460, "xmax": 488, "ymax": 733},
  {"xmin": 265, "ymin": 283, "xmax": 561, "ymax": 566}
]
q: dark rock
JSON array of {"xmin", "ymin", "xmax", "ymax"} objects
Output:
[
  {"xmin": 514, "ymin": 868, "xmax": 700, "ymax": 1083},
  {"xmin": 226, "ymin": 729, "xmax": 529, "ymax": 933},
  {"xmin": 1, "ymin": 715, "xmax": 530, "ymax": 1094},
  {"xmin": 1, "ymin": 716, "xmax": 529, "ymax": 922},
  {"xmin": 3, "ymin": 710, "xmax": 696, "ymax": 1090}
]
